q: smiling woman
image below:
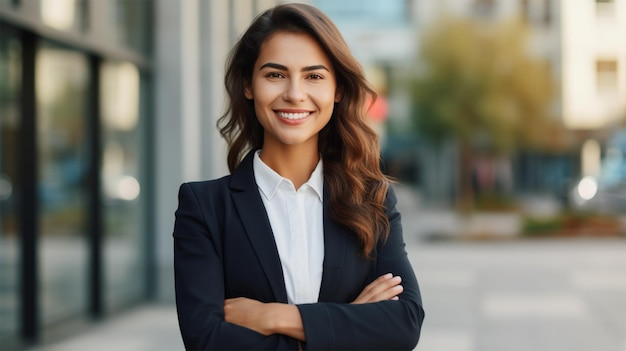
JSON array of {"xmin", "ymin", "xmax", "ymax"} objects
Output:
[{"xmin": 173, "ymin": 3, "xmax": 424, "ymax": 350}]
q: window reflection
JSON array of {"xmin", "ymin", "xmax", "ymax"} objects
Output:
[
  {"xmin": 101, "ymin": 62, "xmax": 139, "ymax": 133},
  {"xmin": 36, "ymin": 42, "xmax": 89, "ymax": 325},
  {"xmin": 100, "ymin": 61, "xmax": 146, "ymax": 311},
  {"xmin": 0, "ymin": 27, "xmax": 20, "ymax": 340},
  {"xmin": 111, "ymin": 0, "xmax": 152, "ymax": 54},
  {"xmin": 596, "ymin": 59, "xmax": 618, "ymax": 93},
  {"xmin": 40, "ymin": 0, "xmax": 87, "ymax": 32}
]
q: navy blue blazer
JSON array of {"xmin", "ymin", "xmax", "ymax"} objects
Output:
[{"xmin": 173, "ymin": 151, "xmax": 424, "ymax": 350}]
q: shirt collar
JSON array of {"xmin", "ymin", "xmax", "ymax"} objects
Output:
[{"xmin": 253, "ymin": 150, "xmax": 323, "ymax": 202}]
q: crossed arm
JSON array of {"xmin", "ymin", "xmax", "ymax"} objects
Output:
[{"xmin": 224, "ymin": 273, "xmax": 404, "ymax": 341}]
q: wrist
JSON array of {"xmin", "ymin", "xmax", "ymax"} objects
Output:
[
  {"xmin": 263, "ymin": 303, "xmax": 281, "ymax": 335},
  {"xmin": 265, "ymin": 303, "xmax": 305, "ymax": 340}
]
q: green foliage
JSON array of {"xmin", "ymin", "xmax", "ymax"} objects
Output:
[
  {"xmin": 522, "ymin": 211, "xmax": 624, "ymax": 237},
  {"xmin": 474, "ymin": 192, "xmax": 518, "ymax": 211},
  {"xmin": 409, "ymin": 17, "xmax": 556, "ymax": 155},
  {"xmin": 522, "ymin": 216, "xmax": 565, "ymax": 236}
]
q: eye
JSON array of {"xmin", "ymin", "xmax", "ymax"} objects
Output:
[
  {"xmin": 307, "ymin": 73, "xmax": 324, "ymax": 80},
  {"xmin": 265, "ymin": 72, "xmax": 285, "ymax": 79}
]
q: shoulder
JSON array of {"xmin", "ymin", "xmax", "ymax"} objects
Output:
[
  {"xmin": 181, "ymin": 175, "xmax": 231, "ymax": 191},
  {"xmin": 178, "ymin": 175, "xmax": 233, "ymax": 204},
  {"xmin": 385, "ymin": 183, "xmax": 398, "ymax": 204}
]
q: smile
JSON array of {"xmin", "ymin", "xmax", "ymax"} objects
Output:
[{"xmin": 276, "ymin": 111, "xmax": 311, "ymax": 120}]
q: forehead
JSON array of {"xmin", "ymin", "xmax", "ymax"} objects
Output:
[{"xmin": 256, "ymin": 31, "xmax": 333, "ymax": 69}]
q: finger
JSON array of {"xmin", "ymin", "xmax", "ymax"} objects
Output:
[
  {"xmin": 354, "ymin": 275, "xmax": 402, "ymax": 303},
  {"xmin": 367, "ymin": 282, "xmax": 403, "ymax": 302},
  {"xmin": 364, "ymin": 275, "xmax": 402, "ymax": 298},
  {"xmin": 354, "ymin": 284, "xmax": 403, "ymax": 304},
  {"xmin": 354, "ymin": 274, "xmax": 393, "ymax": 302}
]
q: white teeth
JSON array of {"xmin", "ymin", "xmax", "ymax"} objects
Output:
[{"xmin": 277, "ymin": 111, "xmax": 310, "ymax": 120}]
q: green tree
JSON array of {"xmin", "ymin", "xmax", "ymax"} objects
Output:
[{"xmin": 409, "ymin": 17, "xmax": 557, "ymax": 210}]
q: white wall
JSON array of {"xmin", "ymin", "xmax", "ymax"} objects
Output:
[{"xmin": 561, "ymin": 0, "xmax": 626, "ymax": 129}]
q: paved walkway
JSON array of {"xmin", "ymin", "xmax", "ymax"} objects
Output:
[
  {"xmin": 28, "ymin": 237, "xmax": 626, "ymax": 351},
  {"xmin": 412, "ymin": 239, "xmax": 626, "ymax": 351},
  {"xmin": 26, "ymin": 304, "xmax": 183, "ymax": 351}
]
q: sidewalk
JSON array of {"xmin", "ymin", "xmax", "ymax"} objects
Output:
[
  {"xmin": 27, "ymin": 304, "xmax": 183, "ymax": 351},
  {"xmin": 28, "ymin": 237, "xmax": 626, "ymax": 351}
]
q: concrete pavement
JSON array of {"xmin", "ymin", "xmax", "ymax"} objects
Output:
[
  {"xmin": 25, "ymin": 305, "xmax": 183, "ymax": 351},
  {"xmin": 28, "ymin": 238, "xmax": 626, "ymax": 351},
  {"xmin": 411, "ymin": 239, "xmax": 626, "ymax": 351}
]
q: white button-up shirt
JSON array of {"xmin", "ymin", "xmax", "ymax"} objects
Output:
[{"xmin": 253, "ymin": 150, "xmax": 325, "ymax": 304}]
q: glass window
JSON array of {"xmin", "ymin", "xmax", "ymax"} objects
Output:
[
  {"xmin": 313, "ymin": 0, "xmax": 410, "ymax": 27},
  {"xmin": 36, "ymin": 42, "xmax": 90, "ymax": 326},
  {"xmin": 109, "ymin": 0, "xmax": 152, "ymax": 55},
  {"xmin": 596, "ymin": 59, "xmax": 618, "ymax": 93},
  {"xmin": 596, "ymin": 0, "xmax": 615, "ymax": 16},
  {"xmin": 100, "ymin": 61, "xmax": 146, "ymax": 311},
  {"xmin": 40, "ymin": 0, "xmax": 88, "ymax": 32},
  {"xmin": 0, "ymin": 26, "xmax": 21, "ymax": 341}
]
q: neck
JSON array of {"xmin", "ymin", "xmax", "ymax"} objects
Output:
[{"xmin": 260, "ymin": 143, "xmax": 320, "ymax": 190}]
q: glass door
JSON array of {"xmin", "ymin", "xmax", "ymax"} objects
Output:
[
  {"xmin": 0, "ymin": 25, "xmax": 21, "ymax": 341},
  {"xmin": 36, "ymin": 41, "xmax": 90, "ymax": 326}
]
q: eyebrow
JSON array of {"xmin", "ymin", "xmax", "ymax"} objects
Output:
[{"xmin": 259, "ymin": 62, "xmax": 330, "ymax": 72}]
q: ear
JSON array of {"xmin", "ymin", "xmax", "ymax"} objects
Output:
[
  {"xmin": 244, "ymin": 81, "xmax": 253, "ymax": 100},
  {"xmin": 334, "ymin": 88, "xmax": 342, "ymax": 103}
]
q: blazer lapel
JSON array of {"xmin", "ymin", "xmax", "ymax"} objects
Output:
[
  {"xmin": 230, "ymin": 151, "xmax": 289, "ymax": 303},
  {"xmin": 317, "ymin": 185, "xmax": 349, "ymax": 302}
]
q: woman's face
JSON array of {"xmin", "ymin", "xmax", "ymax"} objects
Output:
[{"xmin": 245, "ymin": 31, "xmax": 339, "ymax": 150}]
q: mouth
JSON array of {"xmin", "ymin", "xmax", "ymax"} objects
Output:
[
  {"xmin": 274, "ymin": 110, "xmax": 313, "ymax": 125},
  {"xmin": 275, "ymin": 111, "xmax": 312, "ymax": 120}
]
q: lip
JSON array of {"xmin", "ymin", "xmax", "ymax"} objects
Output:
[{"xmin": 274, "ymin": 109, "xmax": 313, "ymax": 125}]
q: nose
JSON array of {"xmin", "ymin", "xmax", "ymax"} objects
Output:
[{"xmin": 283, "ymin": 79, "xmax": 306, "ymax": 102}]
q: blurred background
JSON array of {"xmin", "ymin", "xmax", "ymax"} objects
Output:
[{"xmin": 0, "ymin": 0, "xmax": 625, "ymax": 350}]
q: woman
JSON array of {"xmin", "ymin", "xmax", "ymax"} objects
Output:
[{"xmin": 173, "ymin": 3, "xmax": 424, "ymax": 350}]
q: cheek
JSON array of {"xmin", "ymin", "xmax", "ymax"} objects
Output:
[
  {"xmin": 312, "ymin": 86, "xmax": 338, "ymax": 106},
  {"xmin": 253, "ymin": 99, "xmax": 268, "ymax": 119},
  {"xmin": 252, "ymin": 82, "xmax": 283, "ymax": 104}
]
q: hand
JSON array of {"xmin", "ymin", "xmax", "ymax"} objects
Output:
[
  {"xmin": 224, "ymin": 297, "xmax": 271, "ymax": 335},
  {"xmin": 352, "ymin": 273, "xmax": 403, "ymax": 304}
]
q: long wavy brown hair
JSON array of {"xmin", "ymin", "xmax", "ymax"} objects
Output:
[{"xmin": 218, "ymin": 3, "xmax": 391, "ymax": 258}]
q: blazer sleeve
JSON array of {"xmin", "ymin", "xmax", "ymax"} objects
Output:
[
  {"xmin": 173, "ymin": 183, "xmax": 299, "ymax": 350},
  {"xmin": 297, "ymin": 186, "xmax": 425, "ymax": 350}
]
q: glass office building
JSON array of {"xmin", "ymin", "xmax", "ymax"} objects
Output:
[{"xmin": 0, "ymin": 0, "xmax": 153, "ymax": 348}]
